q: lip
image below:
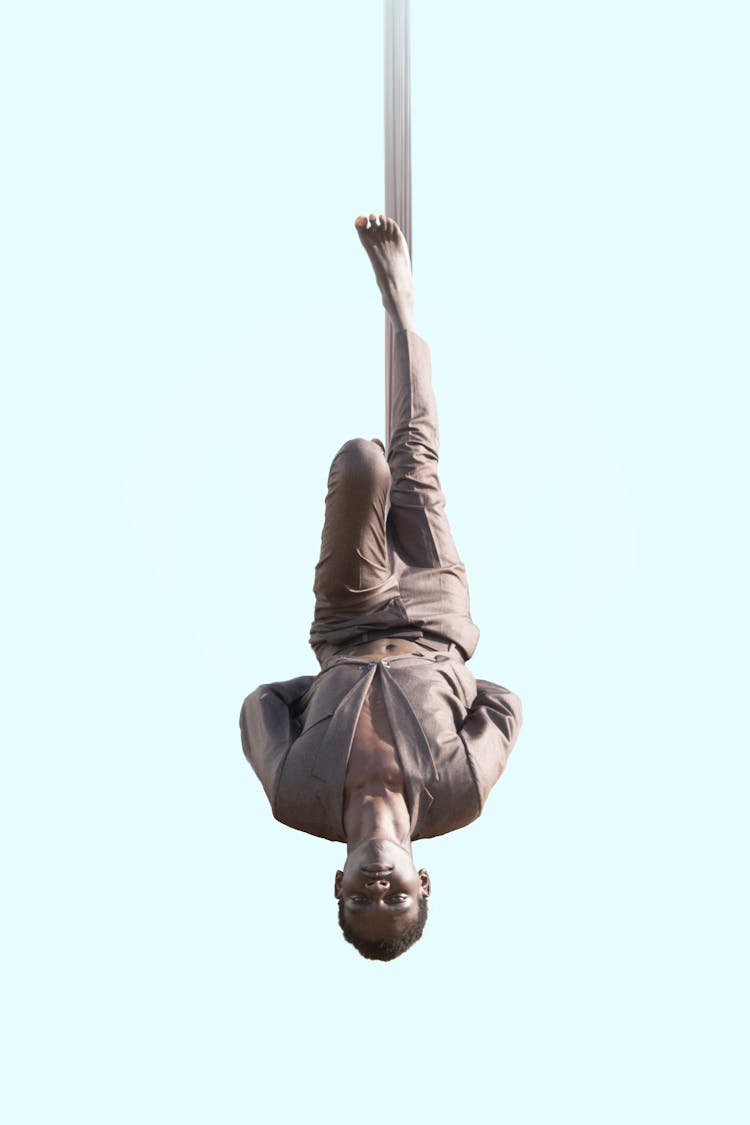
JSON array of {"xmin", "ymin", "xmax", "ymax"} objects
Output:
[{"xmin": 361, "ymin": 864, "xmax": 394, "ymax": 876}]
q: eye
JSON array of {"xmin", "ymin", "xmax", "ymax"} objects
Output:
[
  {"xmin": 348, "ymin": 895, "xmax": 368, "ymax": 907},
  {"xmin": 386, "ymin": 894, "xmax": 408, "ymax": 905}
]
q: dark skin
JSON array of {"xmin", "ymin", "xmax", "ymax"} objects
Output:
[
  {"xmin": 334, "ymin": 638, "xmax": 431, "ymax": 943},
  {"xmin": 335, "ymin": 857, "xmax": 430, "ymax": 942}
]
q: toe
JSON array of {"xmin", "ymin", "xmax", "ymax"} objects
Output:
[
  {"xmin": 355, "ymin": 215, "xmax": 368, "ymax": 230},
  {"xmin": 369, "ymin": 213, "xmax": 378, "ymax": 229}
]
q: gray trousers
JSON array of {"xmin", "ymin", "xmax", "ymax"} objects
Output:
[{"xmin": 309, "ymin": 331, "xmax": 479, "ymax": 668}]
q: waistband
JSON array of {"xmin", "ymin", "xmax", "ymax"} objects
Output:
[
  {"xmin": 381, "ymin": 631, "xmax": 453, "ymax": 649},
  {"xmin": 318, "ymin": 628, "xmax": 463, "ymax": 669}
]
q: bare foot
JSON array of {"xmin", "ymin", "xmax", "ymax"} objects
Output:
[{"xmin": 355, "ymin": 214, "xmax": 416, "ymax": 334}]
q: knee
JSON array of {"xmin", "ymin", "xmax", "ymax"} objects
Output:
[{"xmin": 331, "ymin": 438, "xmax": 390, "ymax": 486}]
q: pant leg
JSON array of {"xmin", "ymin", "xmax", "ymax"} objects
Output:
[
  {"xmin": 311, "ymin": 438, "xmax": 400, "ymax": 632},
  {"xmin": 386, "ymin": 331, "xmax": 480, "ymax": 659},
  {"xmin": 387, "ymin": 331, "xmax": 455, "ymax": 565}
]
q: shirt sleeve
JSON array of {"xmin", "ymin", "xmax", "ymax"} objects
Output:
[
  {"xmin": 459, "ymin": 680, "xmax": 523, "ymax": 803},
  {"xmin": 239, "ymin": 676, "xmax": 315, "ymax": 808}
]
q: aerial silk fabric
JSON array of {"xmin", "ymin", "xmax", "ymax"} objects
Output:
[{"xmin": 384, "ymin": 0, "xmax": 411, "ymax": 445}]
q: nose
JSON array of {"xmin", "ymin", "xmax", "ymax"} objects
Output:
[{"xmin": 365, "ymin": 877, "xmax": 390, "ymax": 889}]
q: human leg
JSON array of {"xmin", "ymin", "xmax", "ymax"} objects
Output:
[
  {"xmin": 386, "ymin": 330, "xmax": 459, "ymax": 566},
  {"xmin": 311, "ymin": 438, "xmax": 399, "ymax": 632},
  {"xmin": 354, "ymin": 214, "xmax": 478, "ymax": 658},
  {"xmin": 386, "ymin": 331, "xmax": 478, "ymax": 658}
]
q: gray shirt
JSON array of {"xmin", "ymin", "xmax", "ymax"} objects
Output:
[{"xmin": 240, "ymin": 651, "xmax": 522, "ymax": 842}]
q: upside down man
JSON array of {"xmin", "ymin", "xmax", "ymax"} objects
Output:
[{"xmin": 240, "ymin": 215, "xmax": 522, "ymax": 961}]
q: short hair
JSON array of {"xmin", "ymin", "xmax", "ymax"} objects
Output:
[{"xmin": 337, "ymin": 895, "xmax": 428, "ymax": 961}]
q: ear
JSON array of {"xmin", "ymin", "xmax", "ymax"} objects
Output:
[
  {"xmin": 334, "ymin": 870, "xmax": 344, "ymax": 899},
  {"xmin": 418, "ymin": 869, "xmax": 431, "ymax": 898}
]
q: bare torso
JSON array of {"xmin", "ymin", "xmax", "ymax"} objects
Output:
[{"xmin": 343, "ymin": 639, "xmax": 423, "ymax": 800}]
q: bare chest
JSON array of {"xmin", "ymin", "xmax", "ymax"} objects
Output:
[{"xmin": 344, "ymin": 677, "xmax": 405, "ymax": 793}]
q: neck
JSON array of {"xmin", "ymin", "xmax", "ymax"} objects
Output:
[{"xmin": 344, "ymin": 791, "xmax": 412, "ymax": 854}]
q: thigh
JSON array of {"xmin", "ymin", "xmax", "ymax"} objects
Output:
[{"xmin": 313, "ymin": 439, "xmax": 397, "ymax": 618}]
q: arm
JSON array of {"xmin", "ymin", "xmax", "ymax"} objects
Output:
[
  {"xmin": 239, "ymin": 676, "xmax": 314, "ymax": 808},
  {"xmin": 459, "ymin": 680, "xmax": 523, "ymax": 803}
]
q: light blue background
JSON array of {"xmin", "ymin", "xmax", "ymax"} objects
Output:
[{"xmin": 2, "ymin": 2, "xmax": 748, "ymax": 1122}]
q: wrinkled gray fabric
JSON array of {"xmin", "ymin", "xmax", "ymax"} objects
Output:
[
  {"xmin": 310, "ymin": 331, "xmax": 480, "ymax": 664},
  {"xmin": 240, "ymin": 330, "xmax": 522, "ymax": 842},
  {"xmin": 240, "ymin": 654, "xmax": 521, "ymax": 842}
]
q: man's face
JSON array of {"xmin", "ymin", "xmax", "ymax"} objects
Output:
[{"xmin": 335, "ymin": 839, "xmax": 430, "ymax": 943}]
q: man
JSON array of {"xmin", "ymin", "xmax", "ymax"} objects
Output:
[{"xmin": 240, "ymin": 214, "xmax": 522, "ymax": 961}]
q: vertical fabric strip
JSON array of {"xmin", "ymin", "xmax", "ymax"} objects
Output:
[{"xmin": 384, "ymin": 0, "xmax": 412, "ymax": 446}]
